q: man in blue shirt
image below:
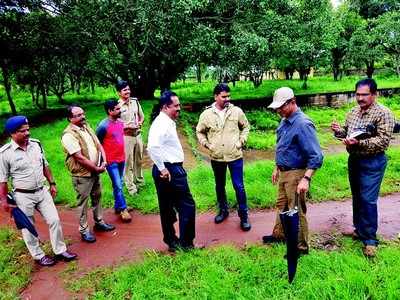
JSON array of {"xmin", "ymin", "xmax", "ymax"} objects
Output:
[{"xmin": 262, "ymin": 87, "xmax": 323, "ymax": 254}]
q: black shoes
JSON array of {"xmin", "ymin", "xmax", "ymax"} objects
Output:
[
  {"xmin": 262, "ymin": 235, "xmax": 285, "ymax": 244},
  {"xmin": 240, "ymin": 217, "xmax": 251, "ymax": 231},
  {"xmin": 167, "ymin": 240, "xmax": 180, "ymax": 253},
  {"xmin": 94, "ymin": 222, "xmax": 116, "ymax": 232},
  {"xmin": 214, "ymin": 210, "xmax": 229, "ymax": 224},
  {"xmin": 81, "ymin": 231, "xmax": 96, "ymax": 243},
  {"xmin": 55, "ymin": 251, "xmax": 78, "ymax": 262},
  {"xmin": 35, "ymin": 255, "xmax": 56, "ymax": 267},
  {"xmin": 167, "ymin": 241, "xmax": 203, "ymax": 252},
  {"xmin": 81, "ymin": 223, "xmax": 115, "ymax": 243}
]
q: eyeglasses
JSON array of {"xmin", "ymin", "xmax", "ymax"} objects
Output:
[
  {"xmin": 356, "ymin": 93, "xmax": 371, "ymax": 97},
  {"xmin": 72, "ymin": 113, "xmax": 85, "ymax": 118},
  {"xmin": 275, "ymin": 99, "xmax": 293, "ymax": 110}
]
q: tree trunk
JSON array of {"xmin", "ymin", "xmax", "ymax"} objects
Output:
[
  {"xmin": 366, "ymin": 61, "xmax": 374, "ymax": 78},
  {"xmin": 196, "ymin": 63, "xmax": 202, "ymax": 83},
  {"xmin": 0, "ymin": 63, "xmax": 17, "ymax": 115},
  {"xmin": 90, "ymin": 77, "xmax": 95, "ymax": 93},
  {"xmin": 40, "ymin": 84, "xmax": 47, "ymax": 109},
  {"xmin": 332, "ymin": 63, "xmax": 340, "ymax": 81}
]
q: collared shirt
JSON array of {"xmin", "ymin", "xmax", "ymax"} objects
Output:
[
  {"xmin": 196, "ymin": 103, "xmax": 250, "ymax": 162},
  {"xmin": 147, "ymin": 112, "xmax": 184, "ymax": 171},
  {"xmin": 61, "ymin": 124, "xmax": 98, "ymax": 163},
  {"xmin": 335, "ymin": 102, "xmax": 395, "ymax": 156},
  {"xmin": 213, "ymin": 103, "xmax": 227, "ymax": 123},
  {"xmin": 276, "ymin": 109, "xmax": 323, "ymax": 170},
  {"xmin": 0, "ymin": 139, "xmax": 49, "ymax": 189},
  {"xmin": 118, "ymin": 97, "xmax": 144, "ymax": 127}
]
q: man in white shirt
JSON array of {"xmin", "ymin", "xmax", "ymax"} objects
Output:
[{"xmin": 147, "ymin": 91, "xmax": 196, "ymax": 252}]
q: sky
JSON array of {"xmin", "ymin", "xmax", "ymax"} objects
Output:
[{"xmin": 331, "ymin": 0, "xmax": 342, "ymax": 8}]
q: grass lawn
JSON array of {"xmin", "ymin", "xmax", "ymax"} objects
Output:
[
  {"xmin": 181, "ymin": 96, "xmax": 400, "ymax": 151},
  {"xmin": 0, "ymin": 227, "xmax": 32, "ymax": 300},
  {"xmin": 172, "ymin": 75, "xmax": 400, "ymax": 103},
  {"xmin": 1, "ymin": 78, "xmax": 400, "ymax": 212},
  {"xmin": 1, "ymin": 97, "xmax": 395, "ymax": 212},
  {"xmin": 67, "ymin": 239, "xmax": 400, "ymax": 299}
]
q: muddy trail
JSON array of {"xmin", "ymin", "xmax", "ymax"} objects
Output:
[{"xmin": 1, "ymin": 194, "xmax": 400, "ymax": 299}]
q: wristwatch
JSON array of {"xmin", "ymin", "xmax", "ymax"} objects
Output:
[
  {"xmin": 303, "ymin": 175, "xmax": 311, "ymax": 182},
  {"xmin": 49, "ymin": 182, "xmax": 56, "ymax": 186}
]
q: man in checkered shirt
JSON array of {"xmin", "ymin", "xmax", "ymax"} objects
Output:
[{"xmin": 331, "ymin": 78, "xmax": 395, "ymax": 257}]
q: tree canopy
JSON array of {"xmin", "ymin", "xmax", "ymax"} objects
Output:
[{"xmin": 0, "ymin": 0, "xmax": 399, "ymax": 114}]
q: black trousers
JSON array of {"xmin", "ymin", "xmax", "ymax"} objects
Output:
[{"xmin": 152, "ymin": 163, "xmax": 196, "ymax": 247}]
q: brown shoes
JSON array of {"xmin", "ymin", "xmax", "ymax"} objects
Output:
[
  {"xmin": 120, "ymin": 209, "xmax": 132, "ymax": 223},
  {"xmin": 362, "ymin": 245, "xmax": 377, "ymax": 257}
]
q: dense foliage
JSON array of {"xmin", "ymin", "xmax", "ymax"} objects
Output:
[{"xmin": 1, "ymin": 0, "xmax": 399, "ymax": 114}]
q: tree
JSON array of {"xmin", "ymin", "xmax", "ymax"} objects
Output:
[
  {"xmin": 374, "ymin": 11, "xmax": 400, "ymax": 76},
  {"xmin": 284, "ymin": 0, "xmax": 335, "ymax": 88},
  {"xmin": 346, "ymin": 0, "xmax": 400, "ymax": 19},
  {"xmin": 330, "ymin": 5, "xmax": 363, "ymax": 80},
  {"xmin": 348, "ymin": 21, "xmax": 384, "ymax": 78}
]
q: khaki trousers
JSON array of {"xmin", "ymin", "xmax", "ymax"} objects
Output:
[
  {"xmin": 14, "ymin": 188, "xmax": 67, "ymax": 260},
  {"xmin": 124, "ymin": 134, "xmax": 144, "ymax": 194},
  {"xmin": 272, "ymin": 169, "xmax": 309, "ymax": 250},
  {"xmin": 72, "ymin": 175, "xmax": 103, "ymax": 233}
]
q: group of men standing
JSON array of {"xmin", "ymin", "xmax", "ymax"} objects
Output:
[{"xmin": 0, "ymin": 78, "xmax": 394, "ymax": 267}]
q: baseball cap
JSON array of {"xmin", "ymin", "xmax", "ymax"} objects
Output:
[{"xmin": 268, "ymin": 87, "xmax": 295, "ymax": 109}]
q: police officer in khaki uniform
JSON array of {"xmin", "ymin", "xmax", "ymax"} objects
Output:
[
  {"xmin": 61, "ymin": 105, "xmax": 115, "ymax": 243},
  {"xmin": 0, "ymin": 116, "xmax": 77, "ymax": 266},
  {"xmin": 117, "ymin": 80, "xmax": 145, "ymax": 195}
]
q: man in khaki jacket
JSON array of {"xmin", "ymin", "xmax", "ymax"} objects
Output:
[
  {"xmin": 117, "ymin": 80, "xmax": 145, "ymax": 195},
  {"xmin": 61, "ymin": 104, "xmax": 115, "ymax": 243},
  {"xmin": 196, "ymin": 84, "xmax": 251, "ymax": 231}
]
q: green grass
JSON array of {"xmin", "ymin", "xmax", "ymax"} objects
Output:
[
  {"xmin": 18, "ymin": 100, "xmax": 155, "ymax": 209},
  {"xmin": 172, "ymin": 75, "xmax": 400, "ymax": 103},
  {"xmin": 181, "ymin": 96, "xmax": 400, "ymax": 150},
  {"xmin": 2, "ymin": 94, "xmax": 400, "ymax": 212},
  {"xmin": 0, "ymin": 227, "xmax": 32, "ymax": 300},
  {"xmin": 67, "ymin": 239, "xmax": 400, "ymax": 299}
]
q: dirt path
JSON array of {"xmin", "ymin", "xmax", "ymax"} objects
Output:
[{"xmin": 1, "ymin": 194, "xmax": 400, "ymax": 299}]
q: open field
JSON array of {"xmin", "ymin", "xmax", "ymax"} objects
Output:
[
  {"xmin": 1, "ymin": 79, "xmax": 400, "ymax": 298},
  {"xmin": 0, "ymin": 93, "xmax": 397, "ymax": 212},
  {"xmin": 181, "ymin": 96, "xmax": 400, "ymax": 151},
  {"xmin": 172, "ymin": 75, "xmax": 400, "ymax": 103},
  {"xmin": 67, "ymin": 240, "xmax": 400, "ymax": 299}
]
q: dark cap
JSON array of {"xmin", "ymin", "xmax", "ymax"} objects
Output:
[
  {"xmin": 115, "ymin": 80, "xmax": 129, "ymax": 92},
  {"xmin": 5, "ymin": 116, "xmax": 29, "ymax": 134}
]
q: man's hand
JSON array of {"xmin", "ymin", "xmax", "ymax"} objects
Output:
[
  {"xmin": 331, "ymin": 121, "xmax": 341, "ymax": 133},
  {"xmin": 49, "ymin": 185, "xmax": 57, "ymax": 199},
  {"xmin": 343, "ymin": 137, "xmax": 359, "ymax": 146},
  {"xmin": 95, "ymin": 165, "xmax": 106, "ymax": 173},
  {"xmin": 160, "ymin": 168, "xmax": 171, "ymax": 181},
  {"xmin": 271, "ymin": 167, "xmax": 280, "ymax": 185},
  {"xmin": 297, "ymin": 178, "xmax": 310, "ymax": 194}
]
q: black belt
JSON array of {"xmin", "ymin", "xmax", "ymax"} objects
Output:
[
  {"xmin": 164, "ymin": 162, "xmax": 183, "ymax": 167},
  {"xmin": 277, "ymin": 165, "xmax": 303, "ymax": 172},
  {"xmin": 15, "ymin": 187, "xmax": 44, "ymax": 194}
]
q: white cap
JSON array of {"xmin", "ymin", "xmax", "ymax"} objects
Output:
[{"xmin": 268, "ymin": 87, "xmax": 295, "ymax": 109}]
